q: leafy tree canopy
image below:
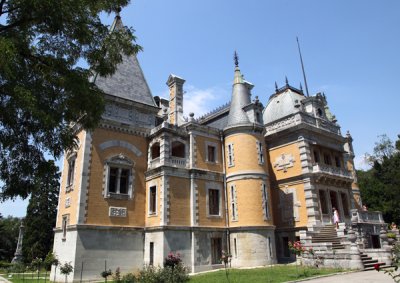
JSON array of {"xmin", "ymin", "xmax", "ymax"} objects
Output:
[
  {"xmin": 358, "ymin": 134, "xmax": 400, "ymax": 224},
  {"xmin": 0, "ymin": 0, "xmax": 141, "ymax": 200}
]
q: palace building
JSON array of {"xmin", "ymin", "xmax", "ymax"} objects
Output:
[{"xmin": 51, "ymin": 15, "xmax": 365, "ymax": 281}]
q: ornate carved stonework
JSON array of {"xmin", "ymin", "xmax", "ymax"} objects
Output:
[
  {"xmin": 274, "ymin": 154, "xmax": 295, "ymax": 172},
  {"xmin": 103, "ymin": 103, "xmax": 153, "ymax": 127},
  {"xmin": 109, "ymin": 207, "xmax": 127, "ymax": 217}
]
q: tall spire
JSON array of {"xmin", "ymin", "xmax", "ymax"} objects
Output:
[{"xmin": 226, "ymin": 51, "xmax": 251, "ymax": 127}]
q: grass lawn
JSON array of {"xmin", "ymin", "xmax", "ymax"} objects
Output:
[
  {"xmin": 1, "ymin": 272, "xmax": 51, "ymax": 283},
  {"xmin": 189, "ymin": 265, "xmax": 345, "ymax": 283}
]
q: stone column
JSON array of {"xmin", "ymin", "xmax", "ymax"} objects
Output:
[{"xmin": 348, "ymin": 228, "xmax": 363, "ymax": 269}]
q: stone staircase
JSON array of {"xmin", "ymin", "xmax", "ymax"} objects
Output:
[
  {"xmin": 360, "ymin": 252, "xmax": 387, "ymax": 271},
  {"xmin": 311, "ymin": 224, "xmax": 345, "ymax": 250}
]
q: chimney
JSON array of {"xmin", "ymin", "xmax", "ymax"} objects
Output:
[{"xmin": 166, "ymin": 74, "xmax": 185, "ymax": 126}]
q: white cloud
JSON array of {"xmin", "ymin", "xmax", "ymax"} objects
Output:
[
  {"xmin": 182, "ymin": 85, "xmax": 229, "ymax": 119},
  {"xmin": 354, "ymin": 154, "xmax": 371, "ymax": 171}
]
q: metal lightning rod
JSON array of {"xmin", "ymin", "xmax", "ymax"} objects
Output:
[{"xmin": 296, "ymin": 37, "xmax": 310, "ymax": 97}]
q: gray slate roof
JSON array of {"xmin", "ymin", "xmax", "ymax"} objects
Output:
[
  {"xmin": 226, "ymin": 66, "xmax": 251, "ymax": 127},
  {"xmin": 93, "ymin": 16, "xmax": 157, "ymax": 107},
  {"xmin": 263, "ymin": 88, "xmax": 305, "ymax": 124}
]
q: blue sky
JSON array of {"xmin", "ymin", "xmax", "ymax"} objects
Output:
[{"xmin": 1, "ymin": 0, "xmax": 399, "ymax": 217}]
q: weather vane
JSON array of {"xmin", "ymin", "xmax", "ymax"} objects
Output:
[{"xmin": 234, "ymin": 51, "xmax": 239, "ymax": 67}]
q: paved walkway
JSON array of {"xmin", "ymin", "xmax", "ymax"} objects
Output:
[{"xmin": 297, "ymin": 270, "xmax": 394, "ymax": 283}]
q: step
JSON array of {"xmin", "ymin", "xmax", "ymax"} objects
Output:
[{"xmin": 362, "ymin": 259, "xmax": 379, "ymax": 265}]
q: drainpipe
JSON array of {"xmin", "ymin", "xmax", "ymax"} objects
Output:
[{"xmin": 220, "ymin": 131, "xmax": 230, "ymax": 253}]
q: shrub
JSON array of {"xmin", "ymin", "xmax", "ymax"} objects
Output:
[
  {"xmin": 121, "ymin": 272, "xmax": 136, "ymax": 283},
  {"xmin": 0, "ymin": 261, "xmax": 13, "ymax": 269},
  {"xmin": 164, "ymin": 252, "xmax": 182, "ymax": 268},
  {"xmin": 387, "ymin": 232, "xmax": 397, "ymax": 239}
]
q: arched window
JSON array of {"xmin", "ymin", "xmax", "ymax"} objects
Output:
[
  {"xmin": 104, "ymin": 154, "xmax": 134, "ymax": 199},
  {"xmin": 171, "ymin": 141, "xmax": 185, "ymax": 158},
  {"xmin": 65, "ymin": 152, "xmax": 77, "ymax": 192},
  {"xmin": 151, "ymin": 142, "xmax": 160, "ymax": 159}
]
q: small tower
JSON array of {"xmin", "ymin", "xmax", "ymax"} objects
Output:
[
  {"xmin": 223, "ymin": 53, "xmax": 276, "ymax": 267},
  {"xmin": 344, "ymin": 131, "xmax": 362, "ymax": 209}
]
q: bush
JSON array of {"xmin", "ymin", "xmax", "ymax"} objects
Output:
[
  {"xmin": 387, "ymin": 232, "xmax": 397, "ymax": 239},
  {"xmin": 121, "ymin": 272, "xmax": 136, "ymax": 283},
  {"xmin": 164, "ymin": 252, "xmax": 182, "ymax": 268},
  {"xmin": 0, "ymin": 261, "xmax": 13, "ymax": 269},
  {"xmin": 136, "ymin": 264, "xmax": 189, "ymax": 283}
]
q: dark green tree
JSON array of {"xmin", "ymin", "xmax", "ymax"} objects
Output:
[
  {"xmin": 0, "ymin": 0, "xmax": 141, "ymax": 200},
  {"xmin": 0, "ymin": 214, "xmax": 22, "ymax": 261},
  {"xmin": 358, "ymin": 134, "xmax": 400, "ymax": 224},
  {"xmin": 22, "ymin": 161, "xmax": 60, "ymax": 263}
]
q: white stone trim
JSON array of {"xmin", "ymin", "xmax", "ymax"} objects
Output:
[
  {"xmin": 256, "ymin": 140, "xmax": 265, "ymax": 165},
  {"xmin": 230, "ymin": 183, "xmax": 238, "ymax": 221},
  {"xmin": 227, "ymin": 143, "xmax": 235, "ymax": 167},
  {"xmin": 147, "ymin": 181, "xmax": 158, "ymax": 217},
  {"xmin": 103, "ymin": 154, "xmax": 135, "ymax": 200},
  {"xmin": 261, "ymin": 182, "xmax": 270, "ymax": 220},
  {"xmin": 99, "ymin": 140, "xmax": 143, "ymax": 157}
]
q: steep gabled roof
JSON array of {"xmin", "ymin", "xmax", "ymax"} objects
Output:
[{"xmin": 93, "ymin": 15, "xmax": 157, "ymax": 107}]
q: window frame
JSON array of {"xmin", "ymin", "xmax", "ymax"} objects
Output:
[
  {"xmin": 148, "ymin": 185, "xmax": 157, "ymax": 216},
  {"xmin": 227, "ymin": 143, "xmax": 235, "ymax": 167},
  {"xmin": 66, "ymin": 153, "xmax": 77, "ymax": 192},
  {"xmin": 206, "ymin": 184, "xmax": 222, "ymax": 218},
  {"xmin": 256, "ymin": 141, "xmax": 265, "ymax": 165},
  {"xmin": 230, "ymin": 184, "xmax": 238, "ymax": 221},
  {"xmin": 104, "ymin": 154, "xmax": 135, "ymax": 200},
  {"xmin": 61, "ymin": 214, "xmax": 69, "ymax": 240},
  {"xmin": 261, "ymin": 183, "xmax": 270, "ymax": 220},
  {"xmin": 205, "ymin": 141, "xmax": 218, "ymax": 163}
]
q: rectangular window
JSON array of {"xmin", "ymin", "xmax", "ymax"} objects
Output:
[
  {"xmin": 207, "ymin": 145, "xmax": 216, "ymax": 162},
  {"xmin": 211, "ymin": 238, "xmax": 222, "ymax": 264},
  {"xmin": 62, "ymin": 215, "xmax": 68, "ymax": 239},
  {"xmin": 149, "ymin": 242, "xmax": 154, "ymax": 266},
  {"xmin": 257, "ymin": 141, "xmax": 264, "ymax": 164},
  {"xmin": 234, "ymin": 238, "xmax": 237, "ymax": 258},
  {"xmin": 227, "ymin": 143, "xmax": 234, "ymax": 167},
  {"xmin": 319, "ymin": 190, "xmax": 328, "ymax": 214},
  {"xmin": 209, "ymin": 189, "xmax": 220, "ymax": 216},
  {"xmin": 66, "ymin": 157, "xmax": 75, "ymax": 188},
  {"xmin": 149, "ymin": 186, "xmax": 157, "ymax": 215},
  {"xmin": 230, "ymin": 185, "xmax": 237, "ymax": 220},
  {"xmin": 108, "ymin": 167, "xmax": 118, "ymax": 193},
  {"xmin": 335, "ymin": 156, "xmax": 341, "ymax": 168},
  {"xmin": 313, "ymin": 150, "xmax": 320, "ymax": 163},
  {"xmin": 323, "ymin": 153, "xmax": 332, "ymax": 165},
  {"xmin": 262, "ymin": 183, "xmax": 270, "ymax": 219}
]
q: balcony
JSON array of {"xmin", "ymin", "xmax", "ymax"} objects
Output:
[
  {"xmin": 148, "ymin": 156, "xmax": 188, "ymax": 170},
  {"xmin": 351, "ymin": 209, "xmax": 384, "ymax": 224},
  {"xmin": 312, "ymin": 163, "xmax": 353, "ymax": 183}
]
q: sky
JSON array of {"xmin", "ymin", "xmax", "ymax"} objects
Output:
[{"xmin": 1, "ymin": 0, "xmax": 399, "ymax": 217}]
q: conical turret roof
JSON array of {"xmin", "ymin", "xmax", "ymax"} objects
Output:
[
  {"xmin": 226, "ymin": 54, "xmax": 251, "ymax": 127},
  {"xmin": 93, "ymin": 14, "xmax": 157, "ymax": 107}
]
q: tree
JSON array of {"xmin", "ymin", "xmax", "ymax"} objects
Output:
[
  {"xmin": 358, "ymin": 134, "xmax": 400, "ymax": 224},
  {"xmin": 22, "ymin": 160, "xmax": 59, "ymax": 263},
  {"xmin": 0, "ymin": 0, "xmax": 141, "ymax": 200},
  {"xmin": 0, "ymin": 214, "xmax": 22, "ymax": 261}
]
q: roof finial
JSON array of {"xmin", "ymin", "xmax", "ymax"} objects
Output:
[
  {"xmin": 285, "ymin": 76, "xmax": 289, "ymax": 86},
  {"xmin": 300, "ymin": 82, "xmax": 303, "ymax": 92},
  {"xmin": 275, "ymin": 81, "xmax": 278, "ymax": 92},
  {"xmin": 234, "ymin": 51, "xmax": 239, "ymax": 67}
]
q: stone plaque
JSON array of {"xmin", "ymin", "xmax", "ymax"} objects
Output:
[{"xmin": 109, "ymin": 206, "xmax": 127, "ymax": 217}]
